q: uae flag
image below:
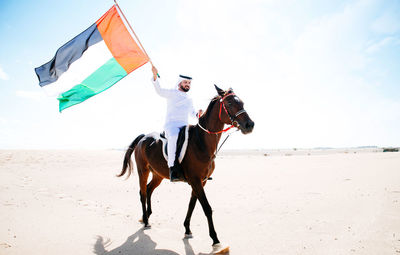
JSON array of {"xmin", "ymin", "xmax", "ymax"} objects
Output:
[{"xmin": 35, "ymin": 5, "xmax": 149, "ymax": 112}]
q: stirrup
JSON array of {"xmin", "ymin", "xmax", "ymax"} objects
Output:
[{"xmin": 203, "ymin": 176, "xmax": 213, "ymax": 182}]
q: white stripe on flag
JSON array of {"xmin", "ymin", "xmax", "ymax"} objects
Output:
[{"xmin": 42, "ymin": 41, "xmax": 113, "ymax": 96}]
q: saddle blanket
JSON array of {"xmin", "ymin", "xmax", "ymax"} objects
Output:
[{"xmin": 148, "ymin": 125, "xmax": 189, "ymax": 164}]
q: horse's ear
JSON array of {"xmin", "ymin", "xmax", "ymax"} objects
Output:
[
  {"xmin": 214, "ymin": 84, "xmax": 225, "ymax": 96},
  {"xmin": 228, "ymin": 87, "xmax": 234, "ymax": 93}
]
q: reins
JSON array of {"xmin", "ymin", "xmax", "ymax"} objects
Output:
[
  {"xmin": 198, "ymin": 122, "xmax": 234, "ymax": 134},
  {"xmin": 215, "ymin": 128, "xmax": 239, "ymax": 155}
]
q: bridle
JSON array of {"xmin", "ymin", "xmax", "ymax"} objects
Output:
[{"xmin": 198, "ymin": 92, "xmax": 247, "ymax": 135}]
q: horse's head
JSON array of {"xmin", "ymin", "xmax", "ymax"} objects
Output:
[{"xmin": 214, "ymin": 85, "xmax": 254, "ymax": 134}]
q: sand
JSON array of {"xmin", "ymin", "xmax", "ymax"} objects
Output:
[{"xmin": 0, "ymin": 149, "xmax": 399, "ymax": 254}]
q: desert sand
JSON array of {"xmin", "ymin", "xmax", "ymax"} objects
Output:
[{"xmin": 0, "ymin": 149, "xmax": 399, "ymax": 254}]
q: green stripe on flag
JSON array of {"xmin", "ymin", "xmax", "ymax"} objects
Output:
[{"xmin": 58, "ymin": 58, "xmax": 127, "ymax": 112}]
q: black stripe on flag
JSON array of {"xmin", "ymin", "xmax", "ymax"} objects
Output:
[{"xmin": 35, "ymin": 22, "xmax": 103, "ymax": 87}]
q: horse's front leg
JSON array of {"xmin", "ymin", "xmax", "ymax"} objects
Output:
[
  {"xmin": 191, "ymin": 179, "xmax": 220, "ymax": 246},
  {"xmin": 183, "ymin": 190, "xmax": 197, "ymax": 238}
]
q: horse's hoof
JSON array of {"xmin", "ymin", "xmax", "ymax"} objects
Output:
[
  {"xmin": 212, "ymin": 243, "xmax": 230, "ymax": 254},
  {"xmin": 143, "ymin": 223, "xmax": 151, "ymax": 229},
  {"xmin": 139, "ymin": 218, "xmax": 151, "ymax": 228},
  {"xmin": 212, "ymin": 243, "xmax": 221, "ymax": 249},
  {"xmin": 184, "ymin": 233, "xmax": 193, "ymax": 239}
]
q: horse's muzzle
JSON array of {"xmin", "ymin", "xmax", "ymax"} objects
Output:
[{"xmin": 240, "ymin": 119, "xmax": 254, "ymax": 134}]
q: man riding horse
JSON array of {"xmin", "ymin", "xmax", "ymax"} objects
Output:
[
  {"xmin": 151, "ymin": 65, "xmax": 203, "ymax": 182},
  {"xmin": 119, "ymin": 74, "xmax": 254, "ymax": 246}
]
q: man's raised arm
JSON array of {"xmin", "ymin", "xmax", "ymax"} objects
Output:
[{"xmin": 151, "ymin": 65, "xmax": 174, "ymax": 98}]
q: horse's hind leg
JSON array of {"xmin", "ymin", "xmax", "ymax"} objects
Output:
[
  {"xmin": 146, "ymin": 173, "xmax": 163, "ymax": 219},
  {"xmin": 183, "ymin": 190, "xmax": 197, "ymax": 238},
  {"xmin": 138, "ymin": 164, "xmax": 151, "ymax": 227}
]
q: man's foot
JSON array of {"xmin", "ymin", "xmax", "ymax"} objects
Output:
[{"xmin": 169, "ymin": 165, "xmax": 181, "ymax": 182}]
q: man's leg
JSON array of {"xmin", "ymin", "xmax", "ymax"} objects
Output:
[
  {"xmin": 166, "ymin": 127, "xmax": 180, "ymax": 182},
  {"xmin": 167, "ymin": 133, "xmax": 178, "ymax": 168}
]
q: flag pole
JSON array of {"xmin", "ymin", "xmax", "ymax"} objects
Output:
[{"xmin": 113, "ymin": 0, "xmax": 154, "ymax": 67}]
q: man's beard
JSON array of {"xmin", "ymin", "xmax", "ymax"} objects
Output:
[{"xmin": 180, "ymin": 85, "xmax": 190, "ymax": 92}]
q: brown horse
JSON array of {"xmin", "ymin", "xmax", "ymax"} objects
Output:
[{"xmin": 117, "ymin": 85, "xmax": 254, "ymax": 246}]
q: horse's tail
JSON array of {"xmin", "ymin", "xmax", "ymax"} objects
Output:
[{"xmin": 117, "ymin": 134, "xmax": 145, "ymax": 179}]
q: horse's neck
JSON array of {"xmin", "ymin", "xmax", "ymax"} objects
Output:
[{"xmin": 197, "ymin": 101, "xmax": 225, "ymax": 156}]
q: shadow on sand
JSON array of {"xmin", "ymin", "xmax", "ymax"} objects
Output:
[{"xmin": 93, "ymin": 227, "xmax": 228, "ymax": 255}]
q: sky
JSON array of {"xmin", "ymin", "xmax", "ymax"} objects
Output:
[{"xmin": 0, "ymin": 0, "xmax": 399, "ymax": 150}]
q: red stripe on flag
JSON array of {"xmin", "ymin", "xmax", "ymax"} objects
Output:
[{"xmin": 96, "ymin": 6, "xmax": 149, "ymax": 73}]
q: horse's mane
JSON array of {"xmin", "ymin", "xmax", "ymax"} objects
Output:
[
  {"xmin": 199, "ymin": 95, "xmax": 220, "ymax": 121},
  {"xmin": 199, "ymin": 89, "xmax": 233, "ymax": 121}
]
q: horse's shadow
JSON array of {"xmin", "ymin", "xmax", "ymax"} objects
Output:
[
  {"xmin": 93, "ymin": 227, "xmax": 227, "ymax": 255},
  {"xmin": 93, "ymin": 227, "xmax": 178, "ymax": 255}
]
